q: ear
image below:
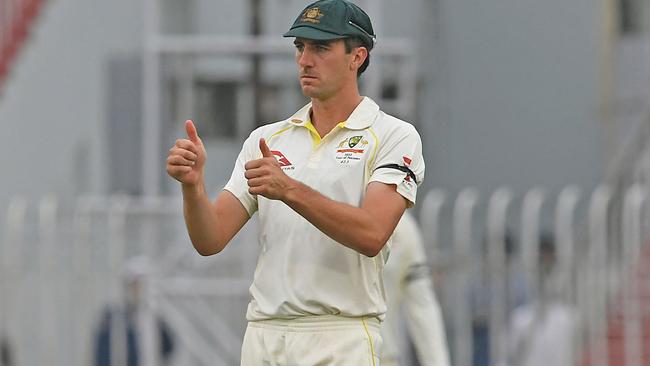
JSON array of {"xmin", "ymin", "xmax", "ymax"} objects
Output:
[{"xmin": 350, "ymin": 47, "xmax": 368, "ymax": 71}]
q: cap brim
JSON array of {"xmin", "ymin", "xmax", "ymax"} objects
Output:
[{"xmin": 283, "ymin": 26, "xmax": 347, "ymax": 41}]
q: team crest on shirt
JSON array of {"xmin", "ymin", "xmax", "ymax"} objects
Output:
[
  {"xmin": 271, "ymin": 150, "xmax": 295, "ymax": 171},
  {"xmin": 348, "ymin": 136, "xmax": 363, "ymax": 148},
  {"xmin": 335, "ymin": 135, "xmax": 369, "ymax": 164}
]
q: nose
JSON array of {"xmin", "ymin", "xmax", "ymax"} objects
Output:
[{"xmin": 297, "ymin": 49, "xmax": 314, "ymax": 68}]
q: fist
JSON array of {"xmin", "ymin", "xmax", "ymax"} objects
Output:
[
  {"xmin": 244, "ymin": 138, "xmax": 292, "ymax": 200},
  {"xmin": 166, "ymin": 120, "xmax": 206, "ymax": 186}
]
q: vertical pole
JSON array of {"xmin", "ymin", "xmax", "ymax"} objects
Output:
[
  {"xmin": 452, "ymin": 188, "xmax": 479, "ymax": 366},
  {"xmin": 1, "ymin": 197, "xmax": 27, "ymax": 366},
  {"xmin": 622, "ymin": 185, "xmax": 645, "ymax": 366},
  {"xmin": 251, "ymin": 0, "xmax": 263, "ymax": 127},
  {"xmin": 487, "ymin": 188, "xmax": 512, "ymax": 366},
  {"xmin": 555, "ymin": 186, "xmax": 581, "ymax": 365},
  {"xmin": 588, "ymin": 185, "xmax": 610, "ymax": 366},
  {"xmin": 108, "ymin": 196, "xmax": 128, "ymax": 366},
  {"xmin": 142, "ymin": 0, "xmax": 162, "ymax": 196}
]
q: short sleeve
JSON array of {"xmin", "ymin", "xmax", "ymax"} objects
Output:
[
  {"xmin": 369, "ymin": 125, "xmax": 425, "ymax": 207},
  {"xmin": 223, "ymin": 132, "xmax": 259, "ymax": 216}
]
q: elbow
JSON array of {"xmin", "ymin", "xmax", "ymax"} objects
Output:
[
  {"xmin": 196, "ymin": 247, "xmax": 219, "ymax": 257},
  {"xmin": 361, "ymin": 236, "xmax": 387, "ymax": 257},
  {"xmin": 362, "ymin": 248, "xmax": 382, "ymax": 258},
  {"xmin": 193, "ymin": 239, "xmax": 226, "ymax": 257}
]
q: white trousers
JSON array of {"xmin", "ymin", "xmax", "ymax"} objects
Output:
[{"xmin": 240, "ymin": 315, "xmax": 383, "ymax": 366}]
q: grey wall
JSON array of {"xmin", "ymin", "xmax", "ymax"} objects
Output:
[
  {"xmin": 0, "ymin": 0, "xmax": 143, "ymax": 208},
  {"xmin": 421, "ymin": 0, "xmax": 607, "ymax": 197}
]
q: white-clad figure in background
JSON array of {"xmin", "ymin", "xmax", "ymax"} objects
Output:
[
  {"xmin": 506, "ymin": 233, "xmax": 577, "ymax": 366},
  {"xmin": 382, "ymin": 211, "xmax": 451, "ymax": 366}
]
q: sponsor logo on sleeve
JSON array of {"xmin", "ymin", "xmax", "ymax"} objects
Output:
[{"xmin": 402, "ymin": 155, "xmax": 415, "ymax": 188}]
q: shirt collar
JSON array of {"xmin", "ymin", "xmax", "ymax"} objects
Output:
[{"xmin": 287, "ymin": 97, "xmax": 379, "ymax": 130}]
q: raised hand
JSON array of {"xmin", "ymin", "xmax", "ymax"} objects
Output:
[
  {"xmin": 244, "ymin": 138, "xmax": 293, "ymax": 200},
  {"xmin": 166, "ymin": 120, "xmax": 207, "ymax": 186}
]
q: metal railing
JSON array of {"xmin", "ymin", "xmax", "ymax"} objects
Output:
[
  {"xmin": 419, "ymin": 185, "xmax": 649, "ymax": 366},
  {"xmin": 0, "ymin": 195, "xmax": 258, "ymax": 366},
  {"xmin": 0, "ymin": 185, "xmax": 648, "ymax": 365}
]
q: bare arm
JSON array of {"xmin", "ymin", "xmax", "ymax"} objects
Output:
[
  {"xmin": 245, "ymin": 138, "xmax": 407, "ymax": 257},
  {"xmin": 167, "ymin": 120, "xmax": 250, "ymax": 256},
  {"xmin": 182, "ymin": 185, "xmax": 250, "ymax": 256}
]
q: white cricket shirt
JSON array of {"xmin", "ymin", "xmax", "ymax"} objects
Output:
[{"xmin": 224, "ymin": 97, "xmax": 425, "ymax": 321}]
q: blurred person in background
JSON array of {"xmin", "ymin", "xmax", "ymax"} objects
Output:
[
  {"xmin": 0, "ymin": 335, "xmax": 11, "ymax": 366},
  {"xmin": 469, "ymin": 232, "xmax": 528, "ymax": 366},
  {"xmin": 93, "ymin": 257, "xmax": 175, "ymax": 366},
  {"xmin": 382, "ymin": 211, "xmax": 450, "ymax": 366},
  {"xmin": 166, "ymin": 0, "xmax": 425, "ymax": 363},
  {"xmin": 506, "ymin": 233, "xmax": 577, "ymax": 366}
]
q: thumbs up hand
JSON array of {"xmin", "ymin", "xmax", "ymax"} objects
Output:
[
  {"xmin": 244, "ymin": 138, "xmax": 294, "ymax": 200},
  {"xmin": 166, "ymin": 120, "xmax": 207, "ymax": 186}
]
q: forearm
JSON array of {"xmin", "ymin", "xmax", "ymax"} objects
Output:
[
  {"xmin": 181, "ymin": 183, "xmax": 226, "ymax": 256},
  {"xmin": 282, "ymin": 180, "xmax": 402, "ymax": 257}
]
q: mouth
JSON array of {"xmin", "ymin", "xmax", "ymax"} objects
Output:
[{"xmin": 300, "ymin": 74, "xmax": 318, "ymax": 80}]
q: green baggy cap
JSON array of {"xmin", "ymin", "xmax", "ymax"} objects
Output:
[{"xmin": 283, "ymin": 0, "xmax": 376, "ymax": 49}]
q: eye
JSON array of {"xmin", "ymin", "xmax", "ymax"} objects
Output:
[
  {"xmin": 315, "ymin": 44, "xmax": 328, "ymax": 51},
  {"xmin": 294, "ymin": 43, "xmax": 304, "ymax": 52}
]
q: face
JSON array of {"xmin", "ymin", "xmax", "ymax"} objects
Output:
[{"xmin": 293, "ymin": 38, "xmax": 363, "ymax": 100}]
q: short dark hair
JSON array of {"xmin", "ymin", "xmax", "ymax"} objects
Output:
[{"xmin": 344, "ymin": 37, "xmax": 371, "ymax": 77}]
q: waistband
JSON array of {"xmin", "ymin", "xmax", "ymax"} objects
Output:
[{"xmin": 247, "ymin": 315, "xmax": 381, "ymax": 332}]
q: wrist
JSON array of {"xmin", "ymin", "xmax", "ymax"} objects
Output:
[
  {"xmin": 181, "ymin": 181, "xmax": 205, "ymax": 197},
  {"xmin": 281, "ymin": 178, "xmax": 304, "ymax": 205}
]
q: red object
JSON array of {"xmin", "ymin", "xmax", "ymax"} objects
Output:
[
  {"xmin": 0, "ymin": 0, "xmax": 47, "ymax": 93},
  {"xmin": 580, "ymin": 242, "xmax": 650, "ymax": 366},
  {"xmin": 271, "ymin": 151, "xmax": 292, "ymax": 167}
]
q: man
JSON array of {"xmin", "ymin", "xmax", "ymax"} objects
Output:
[
  {"xmin": 506, "ymin": 234, "xmax": 577, "ymax": 366},
  {"xmin": 166, "ymin": 0, "xmax": 425, "ymax": 364},
  {"xmin": 93, "ymin": 257, "xmax": 175, "ymax": 366},
  {"xmin": 382, "ymin": 212, "xmax": 450, "ymax": 366}
]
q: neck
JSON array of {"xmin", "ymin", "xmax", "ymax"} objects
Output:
[{"xmin": 310, "ymin": 87, "xmax": 363, "ymax": 137}]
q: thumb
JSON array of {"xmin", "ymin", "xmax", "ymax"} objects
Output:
[
  {"xmin": 259, "ymin": 138, "xmax": 273, "ymax": 158},
  {"xmin": 185, "ymin": 120, "xmax": 201, "ymax": 143}
]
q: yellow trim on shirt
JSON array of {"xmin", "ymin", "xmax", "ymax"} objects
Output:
[
  {"xmin": 268, "ymin": 125, "xmax": 294, "ymax": 142},
  {"xmin": 305, "ymin": 120, "xmax": 347, "ymax": 149},
  {"xmin": 361, "ymin": 317, "xmax": 378, "ymax": 366},
  {"xmin": 366, "ymin": 127, "xmax": 380, "ymax": 180},
  {"xmin": 304, "ymin": 120, "xmax": 322, "ymax": 148}
]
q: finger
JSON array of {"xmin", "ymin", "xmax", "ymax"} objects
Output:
[
  {"xmin": 244, "ymin": 168, "xmax": 266, "ymax": 180},
  {"xmin": 259, "ymin": 138, "xmax": 273, "ymax": 158},
  {"xmin": 175, "ymin": 139, "xmax": 199, "ymax": 155},
  {"xmin": 167, "ymin": 165, "xmax": 192, "ymax": 176},
  {"xmin": 247, "ymin": 177, "xmax": 265, "ymax": 188},
  {"xmin": 185, "ymin": 120, "xmax": 201, "ymax": 143},
  {"xmin": 248, "ymin": 186, "xmax": 264, "ymax": 196},
  {"xmin": 244, "ymin": 159, "xmax": 264, "ymax": 171},
  {"xmin": 167, "ymin": 155, "xmax": 196, "ymax": 166},
  {"xmin": 169, "ymin": 147, "xmax": 198, "ymax": 161}
]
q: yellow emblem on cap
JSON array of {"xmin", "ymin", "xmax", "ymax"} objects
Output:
[{"xmin": 300, "ymin": 7, "xmax": 324, "ymax": 24}]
